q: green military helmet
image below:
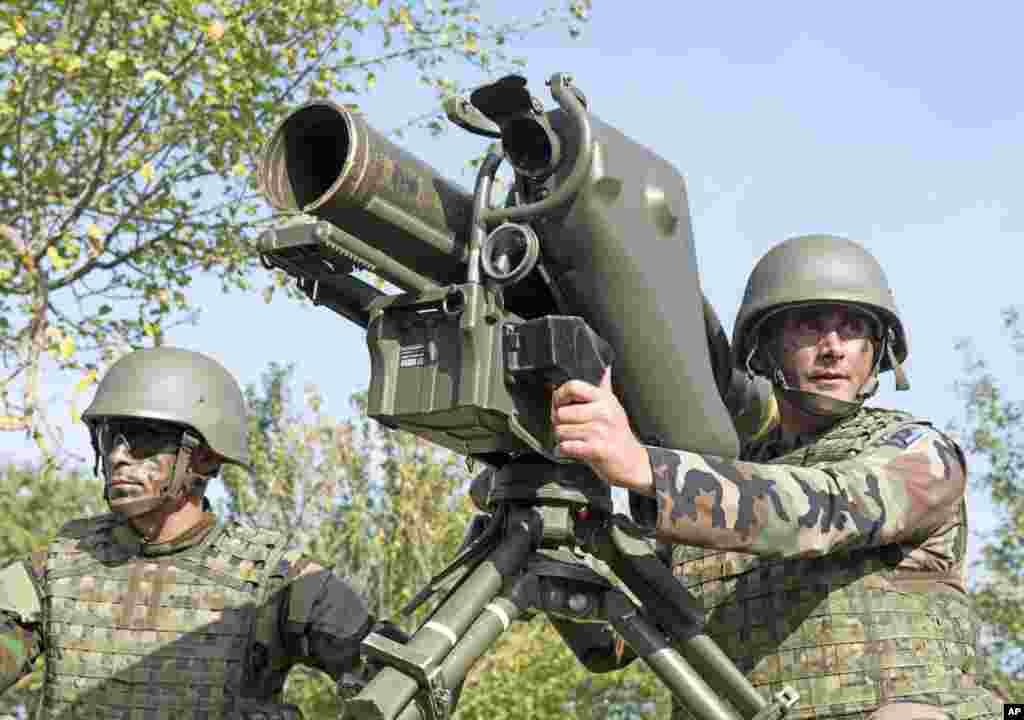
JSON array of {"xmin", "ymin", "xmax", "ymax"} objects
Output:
[
  {"xmin": 82, "ymin": 346, "xmax": 250, "ymax": 468},
  {"xmin": 733, "ymin": 234, "xmax": 908, "ymax": 373},
  {"xmin": 733, "ymin": 235, "xmax": 909, "ymax": 419}
]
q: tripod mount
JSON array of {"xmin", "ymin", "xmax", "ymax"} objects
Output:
[{"xmin": 344, "ymin": 458, "xmax": 799, "ymax": 720}]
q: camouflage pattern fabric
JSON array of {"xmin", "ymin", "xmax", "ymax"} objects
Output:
[
  {"xmin": 38, "ymin": 514, "xmax": 289, "ymax": 719},
  {"xmin": 0, "ymin": 609, "xmax": 40, "ymax": 688},
  {"xmin": 660, "ymin": 407, "xmax": 1002, "ymax": 719},
  {"xmin": 0, "ymin": 511, "xmax": 370, "ymax": 720}
]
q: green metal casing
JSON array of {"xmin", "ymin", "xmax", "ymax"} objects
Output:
[
  {"xmin": 259, "ymin": 95, "xmax": 740, "ymax": 460},
  {"xmin": 532, "ymin": 109, "xmax": 737, "ymax": 456},
  {"xmin": 365, "ymin": 283, "xmax": 550, "ymax": 457},
  {"xmin": 260, "ymin": 99, "xmax": 471, "ymax": 287},
  {"xmin": 364, "ymin": 108, "xmax": 739, "ymax": 459}
]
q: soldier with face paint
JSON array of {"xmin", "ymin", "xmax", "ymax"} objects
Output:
[
  {"xmin": 0, "ymin": 347, "xmax": 388, "ymax": 720},
  {"xmin": 551, "ymin": 235, "xmax": 1003, "ymax": 719}
]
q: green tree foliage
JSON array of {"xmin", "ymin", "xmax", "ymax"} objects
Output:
[
  {"xmin": 458, "ymin": 620, "xmax": 670, "ymax": 720},
  {"xmin": 0, "ymin": 0, "xmax": 591, "ymax": 457},
  {"xmin": 0, "ymin": 460, "xmax": 104, "ymax": 717},
  {"xmin": 0, "ymin": 461, "xmax": 103, "ymax": 562},
  {"xmin": 220, "ymin": 362, "xmax": 475, "ymax": 616},
  {"xmin": 222, "ymin": 363, "xmax": 669, "ymax": 719},
  {"xmin": 952, "ymin": 306, "xmax": 1024, "ymax": 701}
]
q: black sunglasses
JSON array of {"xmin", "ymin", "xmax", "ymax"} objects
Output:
[{"xmin": 97, "ymin": 418, "xmax": 186, "ymax": 457}]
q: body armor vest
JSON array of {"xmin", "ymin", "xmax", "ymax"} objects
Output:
[
  {"xmin": 672, "ymin": 408, "xmax": 987, "ymax": 719},
  {"xmin": 35, "ymin": 514, "xmax": 301, "ymax": 720}
]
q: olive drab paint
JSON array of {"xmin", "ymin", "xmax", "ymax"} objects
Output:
[
  {"xmin": 259, "ymin": 100, "xmax": 472, "ymax": 288},
  {"xmin": 258, "ymin": 91, "xmax": 739, "ymax": 461}
]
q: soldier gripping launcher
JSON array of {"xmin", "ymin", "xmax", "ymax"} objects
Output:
[{"xmin": 257, "ymin": 73, "xmax": 798, "ymax": 720}]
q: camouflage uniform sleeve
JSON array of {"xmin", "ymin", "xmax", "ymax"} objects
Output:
[
  {"xmin": 646, "ymin": 425, "xmax": 966, "ymax": 558},
  {"xmin": 0, "ymin": 558, "xmax": 46, "ymax": 693},
  {"xmin": 276, "ymin": 551, "xmax": 372, "ymax": 679}
]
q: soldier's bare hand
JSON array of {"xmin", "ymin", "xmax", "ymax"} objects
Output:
[{"xmin": 551, "ymin": 367, "xmax": 653, "ymax": 495}]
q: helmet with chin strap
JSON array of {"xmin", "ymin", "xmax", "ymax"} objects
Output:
[
  {"xmin": 732, "ymin": 234, "xmax": 910, "ymax": 419},
  {"xmin": 81, "ymin": 347, "xmax": 250, "ymax": 518}
]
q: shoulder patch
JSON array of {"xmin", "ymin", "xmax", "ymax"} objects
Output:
[{"xmin": 877, "ymin": 424, "xmax": 932, "ymax": 450}]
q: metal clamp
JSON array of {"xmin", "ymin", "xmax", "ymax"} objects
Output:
[
  {"xmin": 361, "ymin": 633, "xmax": 452, "ymax": 720},
  {"xmin": 750, "ymin": 686, "xmax": 799, "ymax": 720}
]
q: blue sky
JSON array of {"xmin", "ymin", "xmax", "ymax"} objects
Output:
[{"xmin": 5, "ymin": 1, "xmax": 1022, "ymax": 576}]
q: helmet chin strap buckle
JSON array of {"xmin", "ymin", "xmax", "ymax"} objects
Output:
[
  {"xmin": 887, "ymin": 327, "xmax": 910, "ymax": 391},
  {"xmin": 166, "ymin": 431, "xmax": 201, "ymax": 501}
]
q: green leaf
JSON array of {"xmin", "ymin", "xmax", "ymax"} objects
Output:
[
  {"xmin": 142, "ymin": 69, "xmax": 170, "ymax": 84},
  {"xmin": 0, "ymin": 0, "xmax": 594, "ymax": 466},
  {"xmin": 952, "ymin": 306, "xmax": 1024, "ymax": 698},
  {"xmin": 104, "ymin": 49, "xmax": 127, "ymax": 70}
]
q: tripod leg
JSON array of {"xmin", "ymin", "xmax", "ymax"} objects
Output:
[
  {"xmin": 605, "ymin": 591, "xmax": 744, "ymax": 720},
  {"xmin": 394, "ymin": 594, "xmax": 525, "ymax": 720},
  {"xmin": 594, "ymin": 524, "xmax": 785, "ymax": 719},
  {"xmin": 345, "ymin": 516, "xmax": 535, "ymax": 720}
]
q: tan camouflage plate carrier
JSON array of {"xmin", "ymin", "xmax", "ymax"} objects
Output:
[
  {"xmin": 33, "ymin": 514, "xmax": 302, "ymax": 720},
  {"xmin": 671, "ymin": 408, "xmax": 999, "ymax": 720}
]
